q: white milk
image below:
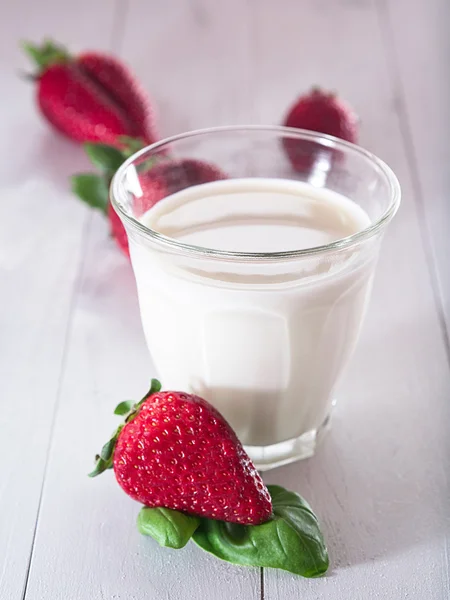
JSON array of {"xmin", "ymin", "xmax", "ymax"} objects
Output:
[{"xmin": 131, "ymin": 178, "xmax": 374, "ymax": 452}]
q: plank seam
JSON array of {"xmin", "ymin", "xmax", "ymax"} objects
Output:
[
  {"xmin": 110, "ymin": 0, "xmax": 130, "ymax": 54},
  {"xmin": 20, "ymin": 213, "xmax": 92, "ymax": 600},
  {"xmin": 375, "ymin": 0, "xmax": 450, "ymax": 368},
  {"xmin": 20, "ymin": 3, "xmax": 132, "ymax": 595}
]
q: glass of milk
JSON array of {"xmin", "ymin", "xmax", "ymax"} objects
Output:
[{"xmin": 111, "ymin": 126, "xmax": 400, "ymax": 470}]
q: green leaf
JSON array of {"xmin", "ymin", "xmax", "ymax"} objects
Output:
[
  {"xmin": 89, "ymin": 380, "xmax": 162, "ymax": 479},
  {"xmin": 135, "ymin": 378, "xmax": 162, "ymax": 411},
  {"xmin": 71, "ymin": 173, "xmax": 109, "ymax": 214},
  {"xmin": 193, "ymin": 485, "xmax": 329, "ymax": 577},
  {"xmin": 114, "ymin": 400, "xmax": 134, "ymax": 416},
  {"xmin": 22, "ymin": 39, "xmax": 69, "ymax": 72},
  {"xmin": 100, "ymin": 426, "xmax": 123, "ymax": 461},
  {"xmin": 138, "ymin": 507, "xmax": 201, "ymax": 549},
  {"xmin": 119, "ymin": 136, "xmax": 146, "ymax": 157},
  {"xmin": 149, "ymin": 378, "xmax": 162, "ymax": 394},
  {"xmin": 84, "ymin": 143, "xmax": 125, "ymax": 173},
  {"xmin": 88, "ymin": 456, "xmax": 112, "ymax": 478},
  {"xmin": 22, "ymin": 42, "xmax": 45, "ymax": 68},
  {"xmin": 89, "ymin": 423, "xmax": 124, "ymax": 477},
  {"xmin": 100, "ymin": 438, "xmax": 115, "ymax": 461}
]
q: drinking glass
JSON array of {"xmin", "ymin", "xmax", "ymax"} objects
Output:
[{"xmin": 111, "ymin": 126, "xmax": 400, "ymax": 470}]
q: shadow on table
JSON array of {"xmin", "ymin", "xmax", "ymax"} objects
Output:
[{"xmin": 264, "ymin": 408, "xmax": 450, "ymax": 572}]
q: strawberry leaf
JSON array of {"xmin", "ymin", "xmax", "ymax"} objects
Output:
[
  {"xmin": 119, "ymin": 136, "xmax": 147, "ymax": 157},
  {"xmin": 84, "ymin": 143, "xmax": 125, "ymax": 173},
  {"xmin": 137, "ymin": 507, "xmax": 201, "ymax": 549},
  {"xmin": 136, "ymin": 378, "xmax": 161, "ymax": 410},
  {"xmin": 71, "ymin": 173, "xmax": 109, "ymax": 214},
  {"xmin": 100, "ymin": 430, "xmax": 122, "ymax": 461},
  {"xmin": 89, "ymin": 379, "xmax": 162, "ymax": 478},
  {"xmin": 89, "ymin": 424, "xmax": 124, "ymax": 477},
  {"xmin": 22, "ymin": 39, "xmax": 69, "ymax": 72},
  {"xmin": 88, "ymin": 456, "xmax": 112, "ymax": 477},
  {"xmin": 114, "ymin": 400, "xmax": 134, "ymax": 416}
]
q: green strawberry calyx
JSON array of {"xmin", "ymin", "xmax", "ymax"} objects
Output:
[
  {"xmin": 22, "ymin": 39, "xmax": 71, "ymax": 74},
  {"xmin": 71, "ymin": 137, "xmax": 150, "ymax": 215},
  {"xmin": 88, "ymin": 378, "xmax": 161, "ymax": 477}
]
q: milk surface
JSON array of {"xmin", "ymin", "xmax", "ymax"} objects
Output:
[{"xmin": 132, "ymin": 178, "xmax": 374, "ymax": 447}]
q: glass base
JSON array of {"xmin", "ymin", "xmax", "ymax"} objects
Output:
[{"xmin": 244, "ymin": 407, "xmax": 333, "ymax": 471}]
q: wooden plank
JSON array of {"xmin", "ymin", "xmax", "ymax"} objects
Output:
[
  {"xmin": 17, "ymin": 0, "xmax": 450, "ymax": 598},
  {"xmin": 247, "ymin": 0, "xmax": 450, "ymax": 598},
  {"xmin": 22, "ymin": 216, "xmax": 261, "ymax": 600},
  {"xmin": 378, "ymin": 0, "xmax": 450, "ymax": 340},
  {"xmin": 0, "ymin": 2, "xmax": 118, "ymax": 599},
  {"xmin": 118, "ymin": 0, "xmax": 256, "ymax": 136},
  {"xmin": 22, "ymin": 2, "xmax": 260, "ymax": 599}
]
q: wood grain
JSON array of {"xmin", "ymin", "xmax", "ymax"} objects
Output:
[
  {"xmin": 21, "ymin": 213, "xmax": 260, "ymax": 600},
  {"xmin": 379, "ymin": 0, "xmax": 450, "ymax": 342},
  {"xmin": 0, "ymin": 1, "xmax": 118, "ymax": 599},
  {"xmin": 252, "ymin": 0, "xmax": 450, "ymax": 598},
  {"xmin": 1, "ymin": 0, "xmax": 448, "ymax": 598},
  {"xmin": 20, "ymin": 2, "xmax": 260, "ymax": 599},
  {"xmin": 120, "ymin": 0, "xmax": 256, "ymax": 136}
]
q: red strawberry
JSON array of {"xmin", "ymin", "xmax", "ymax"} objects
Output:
[
  {"xmin": 90, "ymin": 380, "xmax": 272, "ymax": 526},
  {"xmin": 23, "ymin": 39, "xmax": 157, "ymax": 146},
  {"xmin": 282, "ymin": 87, "xmax": 359, "ymax": 171},
  {"xmin": 72, "ymin": 141, "xmax": 227, "ymax": 256},
  {"xmin": 78, "ymin": 53, "xmax": 155, "ymax": 142}
]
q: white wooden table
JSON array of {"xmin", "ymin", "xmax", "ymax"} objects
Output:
[{"xmin": 1, "ymin": 0, "xmax": 449, "ymax": 598}]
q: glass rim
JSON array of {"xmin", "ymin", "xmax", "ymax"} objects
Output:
[{"xmin": 110, "ymin": 125, "xmax": 401, "ymax": 261}]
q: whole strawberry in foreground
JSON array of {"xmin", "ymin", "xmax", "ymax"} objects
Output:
[
  {"xmin": 72, "ymin": 140, "xmax": 226, "ymax": 256},
  {"xmin": 23, "ymin": 39, "xmax": 157, "ymax": 146},
  {"xmin": 283, "ymin": 87, "xmax": 359, "ymax": 171},
  {"xmin": 90, "ymin": 380, "xmax": 272, "ymax": 525}
]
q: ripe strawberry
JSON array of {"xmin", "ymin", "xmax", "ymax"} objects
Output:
[
  {"xmin": 78, "ymin": 53, "xmax": 155, "ymax": 143},
  {"xmin": 282, "ymin": 87, "xmax": 359, "ymax": 171},
  {"xmin": 71, "ymin": 140, "xmax": 226, "ymax": 256},
  {"xmin": 90, "ymin": 380, "xmax": 272, "ymax": 525},
  {"xmin": 23, "ymin": 39, "xmax": 157, "ymax": 146}
]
